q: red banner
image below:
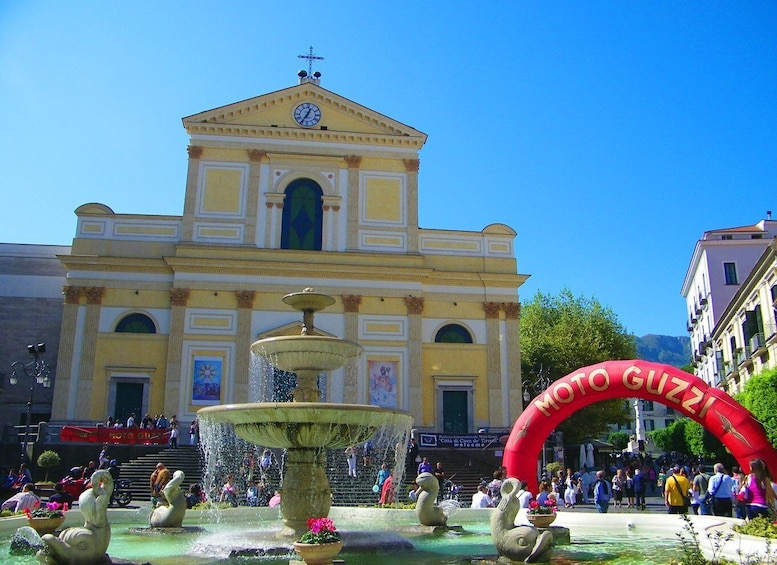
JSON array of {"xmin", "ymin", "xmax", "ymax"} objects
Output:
[{"xmin": 60, "ymin": 426, "xmax": 171, "ymax": 445}]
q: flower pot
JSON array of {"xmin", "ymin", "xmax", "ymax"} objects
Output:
[
  {"xmin": 526, "ymin": 513, "xmax": 556, "ymax": 528},
  {"xmin": 27, "ymin": 515, "xmax": 66, "ymax": 535},
  {"xmin": 293, "ymin": 540, "xmax": 343, "ymax": 565}
]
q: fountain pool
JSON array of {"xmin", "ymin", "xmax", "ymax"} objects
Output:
[{"xmin": 2, "ymin": 506, "xmax": 766, "ymax": 564}]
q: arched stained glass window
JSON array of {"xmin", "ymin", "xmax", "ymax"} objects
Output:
[
  {"xmin": 115, "ymin": 313, "xmax": 156, "ymax": 333},
  {"xmin": 280, "ymin": 179, "xmax": 323, "ymax": 250},
  {"xmin": 434, "ymin": 324, "xmax": 473, "ymax": 343}
]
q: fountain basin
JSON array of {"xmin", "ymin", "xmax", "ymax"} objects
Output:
[
  {"xmin": 251, "ymin": 335, "xmax": 362, "ymax": 373},
  {"xmin": 199, "ymin": 402, "xmax": 413, "ymax": 449}
]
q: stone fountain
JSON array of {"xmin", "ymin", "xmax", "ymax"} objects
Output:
[{"xmin": 198, "ymin": 289, "xmax": 414, "ymax": 538}]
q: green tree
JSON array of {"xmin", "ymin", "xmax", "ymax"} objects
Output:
[
  {"xmin": 736, "ymin": 367, "xmax": 777, "ymax": 449},
  {"xmin": 650, "ymin": 420, "xmax": 688, "ymax": 453},
  {"xmin": 607, "ymin": 431, "xmax": 631, "ymax": 451},
  {"xmin": 36, "ymin": 450, "xmax": 61, "ymax": 483},
  {"xmin": 649, "ymin": 419, "xmax": 733, "ymax": 466},
  {"xmin": 520, "ymin": 288, "xmax": 637, "ymax": 443}
]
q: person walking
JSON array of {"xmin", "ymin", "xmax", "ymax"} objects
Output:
[
  {"xmin": 593, "ymin": 470, "xmax": 611, "ymax": 513},
  {"xmin": 344, "ymin": 445, "xmax": 358, "ymax": 478},
  {"xmin": 692, "ymin": 465, "xmax": 710, "ymax": 515},
  {"xmin": 417, "ymin": 457, "xmax": 432, "ymax": 475},
  {"xmin": 169, "ymin": 422, "xmax": 179, "ymax": 449},
  {"xmin": 611, "ymin": 468, "xmax": 625, "ymax": 508},
  {"xmin": 743, "ymin": 458, "xmax": 776, "ymax": 520},
  {"xmin": 707, "ymin": 462, "xmax": 736, "ymax": 517},
  {"xmin": 189, "ymin": 419, "xmax": 198, "ymax": 445},
  {"xmin": 664, "ymin": 466, "xmax": 690, "ymax": 514},
  {"xmin": 633, "ymin": 467, "xmax": 647, "ymax": 511}
]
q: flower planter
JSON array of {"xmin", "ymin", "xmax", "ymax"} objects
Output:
[
  {"xmin": 526, "ymin": 513, "xmax": 556, "ymax": 528},
  {"xmin": 27, "ymin": 515, "xmax": 66, "ymax": 535},
  {"xmin": 293, "ymin": 540, "xmax": 343, "ymax": 565}
]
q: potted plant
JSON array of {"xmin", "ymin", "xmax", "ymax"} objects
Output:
[
  {"xmin": 36, "ymin": 450, "xmax": 61, "ymax": 483},
  {"xmin": 24, "ymin": 507, "xmax": 65, "ymax": 534},
  {"xmin": 293, "ymin": 516, "xmax": 342, "ymax": 565},
  {"xmin": 526, "ymin": 498, "xmax": 557, "ymax": 528}
]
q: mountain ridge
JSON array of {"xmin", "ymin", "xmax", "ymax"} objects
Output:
[{"xmin": 635, "ymin": 334, "xmax": 690, "ymax": 368}]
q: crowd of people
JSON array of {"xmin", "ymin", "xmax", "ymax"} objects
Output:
[{"xmin": 464, "ymin": 456, "xmax": 777, "ymax": 520}]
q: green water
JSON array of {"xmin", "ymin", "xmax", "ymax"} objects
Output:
[{"xmin": 3, "ymin": 520, "xmax": 680, "ymax": 564}]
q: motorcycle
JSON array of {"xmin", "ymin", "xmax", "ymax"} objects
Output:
[{"xmin": 58, "ymin": 476, "xmax": 132, "ymax": 507}]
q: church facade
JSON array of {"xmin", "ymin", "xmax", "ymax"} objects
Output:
[{"xmin": 52, "ymin": 77, "xmax": 529, "ymax": 434}]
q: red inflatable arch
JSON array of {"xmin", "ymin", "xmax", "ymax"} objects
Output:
[{"xmin": 503, "ymin": 360, "xmax": 777, "ymax": 494}]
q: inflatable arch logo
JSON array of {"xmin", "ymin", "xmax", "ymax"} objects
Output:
[{"xmin": 503, "ymin": 360, "xmax": 777, "ymax": 493}]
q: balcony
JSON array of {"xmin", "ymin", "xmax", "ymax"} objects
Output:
[
  {"xmin": 695, "ymin": 307, "xmax": 702, "ymax": 316},
  {"xmin": 749, "ymin": 333, "xmax": 767, "ymax": 356},
  {"xmin": 736, "ymin": 346, "xmax": 753, "ymax": 368},
  {"xmin": 724, "ymin": 361, "xmax": 738, "ymax": 379},
  {"xmin": 700, "ymin": 297, "xmax": 708, "ymax": 307}
]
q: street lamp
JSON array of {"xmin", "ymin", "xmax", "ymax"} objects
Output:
[
  {"xmin": 10, "ymin": 342, "xmax": 52, "ymax": 464},
  {"xmin": 522, "ymin": 364, "xmax": 553, "ymax": 477}
]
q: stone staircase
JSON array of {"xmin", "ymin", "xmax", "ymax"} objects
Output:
[
  {"xmin": 112, "ymin": 444, "xmax": 501, "ymax": 508},
  {"xmin": 116, "ymin": 444, "xmax": 204, "ymax": 504}
]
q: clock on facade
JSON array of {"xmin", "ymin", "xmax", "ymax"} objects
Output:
[{"xmin": 293, "ymin": 102, "xmax": 322, "ymax": 127}]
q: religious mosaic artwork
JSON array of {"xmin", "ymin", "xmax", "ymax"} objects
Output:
[
  {"xmin": 368, "ymin": 360, "xmax": 398, "ymax": 408},
  {"xmin": 192, "ymin": 357, "xmax": 222, "ymax": 405}
]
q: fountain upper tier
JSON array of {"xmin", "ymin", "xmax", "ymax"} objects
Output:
[
  {"xmin": 198, "ymin": 402, "xmax": 412, "ymax": 449},
  {"xmin": 251, "ymin": 335, "xmax": 362, "ymax": 373}
]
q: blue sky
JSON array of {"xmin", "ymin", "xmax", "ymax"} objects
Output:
[{"xmin": 1, "ymin": 1, "xmax": 775, "ymax": 338}]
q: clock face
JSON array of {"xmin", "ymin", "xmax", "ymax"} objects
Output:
[{"xmin": 293, "ymin": 103, "xmax": 322, "ymax": 127}]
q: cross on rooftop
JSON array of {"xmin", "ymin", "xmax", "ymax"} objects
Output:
[{"xmin": 298, "ymin": 46, "xmax": 324, "ymax": 75}]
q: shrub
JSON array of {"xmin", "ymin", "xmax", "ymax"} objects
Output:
[{"xmin": 36, "ymin": 450, "xmax": 61, "ymax": 482}]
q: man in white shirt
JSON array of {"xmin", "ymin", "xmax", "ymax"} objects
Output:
[
  {"xmin": 707, "ymin": 462, "xmax": 735, "ymax": 517},
  {"xmin": 471, "ymin": 484, "xmax": 494, "ymax": 508},
  {"xmin": 515, "ymin": 480, "xmax": 534, "ymax": 508},
  {"xmin": 1, "ymin": 483, "xmax": 41, "ymax": 512}
]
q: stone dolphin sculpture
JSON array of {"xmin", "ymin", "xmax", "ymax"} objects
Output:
[
  {"xmin": 490, "ymin": 477, "xmax": 554, "ymax": 563},
  {"xmin": 40, "ymin": 469, "xmax": 113, "ymax": 565},
  {"xmin": 415, "ymin": 472, "xmax": 447, "ymax": 527},
  {"xmin": 150, "ymin": 469, "xmax": 187, "ymax": 528}
]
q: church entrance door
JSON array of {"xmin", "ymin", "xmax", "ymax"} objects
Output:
[{"xmin": 114, "ymin": 382, "xmax": 143, "ymax": 425}]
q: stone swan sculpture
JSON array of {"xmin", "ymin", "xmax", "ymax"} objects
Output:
[
  {"xmin": 150, "ymin": 470, "xmax": 187, "ymax": 528},
  {"xmin": 415, "ymin": 472, "xmax": 447, "ymax": 527},
  {"xmin": 40, "ymin": 469, "xmax": 113, "ymax": 565},
  {"xmin": 490, "ymin": 477, "xmax": 554, "ymax": 563}
]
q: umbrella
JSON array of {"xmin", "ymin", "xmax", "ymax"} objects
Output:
[
  {"xmin": 586, "ymin": 443, "xmax": 595, "ymax": 469},
  {"xmin": 579, "ymin": 444, "xmax": 587, "ymax": 471}
]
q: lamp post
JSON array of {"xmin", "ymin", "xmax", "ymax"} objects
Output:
[
  {"xmin": 522, "ymin": 364, "xmax": 553, "ymax": 478},
  {"xmin": 10, "ymin": 342, "xmax": 52, "ymax": 465}
]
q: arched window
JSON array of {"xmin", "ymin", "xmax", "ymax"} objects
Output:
[
  {"xmin": 280, "ymin": 179, "xmax": 323, "ymax": 250},
  {"xmin": 434, "ymin": 323, "xmax": 473, "ymax": 344},
  {"xmin": 115, "ymin": 313, "xmax": 156, "ymax": 334}
]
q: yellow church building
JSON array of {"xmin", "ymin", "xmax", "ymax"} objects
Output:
[{"xmin": 52, "ymin": 73, "xmax": 529, "ymax": 435}]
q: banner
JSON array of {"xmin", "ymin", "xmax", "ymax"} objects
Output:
[{"xmin": 417, "ymin": 432, "xmax": 504, "ymax": 449}]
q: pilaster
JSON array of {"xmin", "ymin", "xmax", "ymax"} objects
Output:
[
  {"xmin": 344, "ymin": 155, "xmax": 362, "ymax": 250},
  {"xmin": 164, "ymin": 288, "xmax": 190, "ymax": 417},
  {"xmin": 404, "ymin": 159, "xmax": 420, "ymax": 253},
  {"xmin": 484, "ymin": 301, "xmax": 503, "ymax": 426},
  {"xmin": 246, "ymin": 150, "xmax": 266, "ymax": 245},
  {"xmin": 405, "ymin": 296, "xmax": 424, "ymax": 420},
  {"xmin": 234, "ymin": 290, "xmax": 256, "ymax": 403},
  {"xmin": 342, "ymin": 295, "xmax": 362, "ymax": 403},
  {"xmin": 52, "ymin": 286, "xmax": 83, "ymax": 420},
  {"xmin": 503, "ymin": 302, "xmax": 522, "ymax": 422},
  {"xmin": 74, "ymin": 287, "xmax": 105, "ymax": 419},
  {"xmin": 182, "ymin": 146, "xmax": 204, "ymax": 242}
]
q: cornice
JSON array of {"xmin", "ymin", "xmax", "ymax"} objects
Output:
[{"xmin": 185, "ymin": 123, "xmax": 425, "ymax": 149}]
